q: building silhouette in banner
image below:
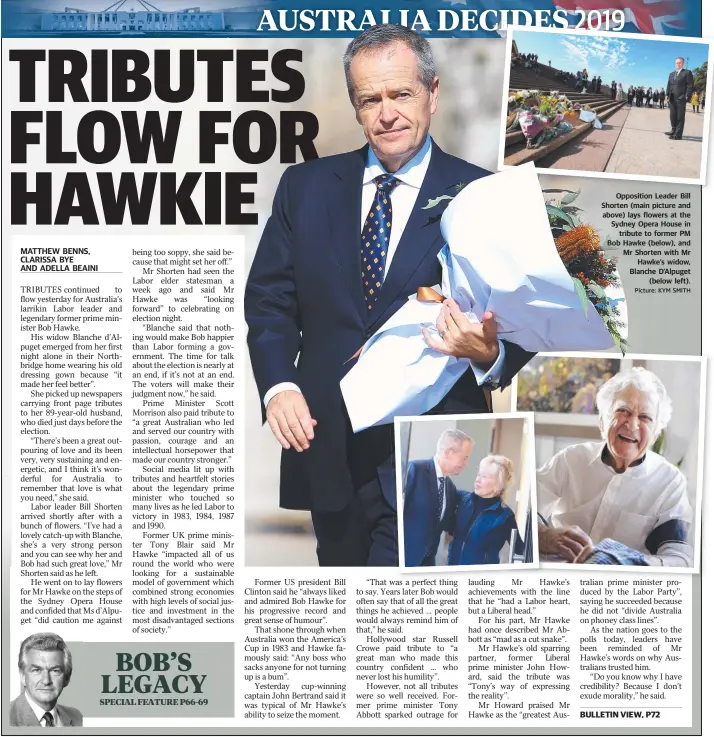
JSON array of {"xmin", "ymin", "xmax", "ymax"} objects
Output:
[{"xmin": 40, "ymin": 2, "xmax": 224, "ymax": 32}]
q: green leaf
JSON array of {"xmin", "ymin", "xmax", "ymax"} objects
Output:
[
  {"xmin": 560, "ymin": 189, "xmax": 581, "ymax": 205},
  {"xmin": 587, "ymin": 283, "xmax": 607, "ymax": 299},
  {"xmin": 612, "ymin": 332, "xmax": 627, "ymax": 356},
  {"xmin": 546, "ymin": 204, "xmax": 576, "ymax": 227},
  {"xmin": 542, "ymin": 188, "xmax": 580, "ymax": 194},
  {"xmin": 422, "ymin": 194, "xmax": 454, "ymax": 211},
  {"xmin": 561, "ymin": 205, "xmax": 584, "ymax": 213},
  {"xmin": 454, "ymin": 182, "xmax": 468, "ymax": 193},
  {"xmin": 572, "ymin": 277, "xmax": 590, "ymax": 317}
]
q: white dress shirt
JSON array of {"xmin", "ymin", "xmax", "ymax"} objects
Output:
[
  {"xmin": 264, "ymin": 135, "xmax": 504, "ymax": 407},
  {"xmin": 24, "ymin": 693, "xmax": 61, "ymax": 727},
  {"xmin": 361, "ymin": 134, "xmax": 432, "ymax": 277},
  {"xmin": 537, "ymin": 441, "xmax": 693, "ymax": 566}
]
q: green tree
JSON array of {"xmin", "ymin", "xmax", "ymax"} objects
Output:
[{"xmin": 692, "ymin": 61, "xmax": 707, "ymax": 95}]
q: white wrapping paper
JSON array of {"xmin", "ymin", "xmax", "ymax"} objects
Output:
[
  {"xmin": 341, "ymin": 164, "xmax": 626, "ymax": 432},
  {"xmin": 579, "ymin": 109, "xmax": 603, "ymax": 129}
]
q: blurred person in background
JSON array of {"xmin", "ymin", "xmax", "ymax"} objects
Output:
[{"xmin": 691, "ymin": 90, "xmax": 700, "ymax": 112}]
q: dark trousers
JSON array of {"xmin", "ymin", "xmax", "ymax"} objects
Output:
[
  {"xmin": 311, "ymin": 477, "xmax": 398, "ymax": 567},
  {"xmin": 310, "ymin": 421, "xmax": 397, "ymax": 567},
  {"xmin": 670, "ymin": 97, "xmax": 687, "ymax": 138}
]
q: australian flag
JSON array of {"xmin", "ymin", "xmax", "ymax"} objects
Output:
[{"xmin": 553, "ymin": 0, "xmax": 698, "ymax": 35}]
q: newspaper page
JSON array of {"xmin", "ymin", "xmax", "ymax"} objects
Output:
[{"xmin": 1, "ymin": 1, "xmax": 710, "ymax": 734}]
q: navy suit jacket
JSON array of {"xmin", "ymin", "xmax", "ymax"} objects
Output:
[
  {"xmin": 245, "ymin": 142, "xmax": 535, "ymax": 513},
  {"xmin": 402, "ymin": 459, "xmax": 458, "ymax": 567},
  {"xmin": 667, "ymin": 69, "xmax": 694, "ymax": 102}
]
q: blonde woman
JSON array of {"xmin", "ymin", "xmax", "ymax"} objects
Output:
[{"xmin": 447, "ymin": 455, "xmax": 521, "ymax": 565}]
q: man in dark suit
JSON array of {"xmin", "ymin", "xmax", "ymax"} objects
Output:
[
  {"xmin": 245, "ymin": 25, "xmax": 534, "ymax": 567},
  {"xmin": 666, "ymin": 57, "xmax": 694, "ymax": 140},
  {"xmin": 402, "ymin": 429, "xmax": 472, "ymax": 567},
  {"xmin": 9, "ymin": 633, "xmax": 83, "ymax": 727}
]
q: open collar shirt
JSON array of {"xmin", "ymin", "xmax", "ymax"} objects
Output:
[{"xmin": 537, "ymin": 441, "xmax": 692, "ymax": 557}]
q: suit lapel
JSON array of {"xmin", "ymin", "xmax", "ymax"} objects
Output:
[
  {"xmin": 326, "ymin": 147, "xmax": 369, "ymax": 325},
  {"xmin": 444, "ymin": 477, "xmax": 458, "ymax": 522},
  {"xmin": 56, "ymin": 704, "xmax": 74, "ymax": 726},
  {"xmin": 16, "ymin": 694, "xmax": 41, "ymax": 726},
  {"xmin": 369, "ymin": 142, "xmax": 454, "ymax": 328},
  {"xmin": 428, "ymin": 459, "xmax": 439, "ymax": 522}
]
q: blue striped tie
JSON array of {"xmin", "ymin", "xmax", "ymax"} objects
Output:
[{"xmin": 361, "ymin": 174, "xmax": 400, "ymax": 311}]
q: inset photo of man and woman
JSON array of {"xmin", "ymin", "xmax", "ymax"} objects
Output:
[
  {"xmin": 516, "ymin": 354, "xmax": 704, "ymax": 571},
  {"xmin": 396, "ymin": 414, "xmax": 538, "ymax": 571}
]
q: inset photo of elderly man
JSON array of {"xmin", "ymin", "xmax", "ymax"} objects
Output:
[
  {"xmin": 516, "ymin": 355, "xmax": 704, "ymax": 570},
  {"xmin": 396, "ymin": 414, "xmax": 538, "ymax": 570},
  {"xmin": 9, "ymin": 633, "xmax": 83, "ymax": 727}
]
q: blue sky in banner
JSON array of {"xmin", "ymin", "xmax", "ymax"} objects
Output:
[
  {"xmin": 513, "ymin": 30, "xmax": 708, "ymax": 91},
  {"xmin": 0, "ymin": 0, "xmax": 702, "ymax": 38}
]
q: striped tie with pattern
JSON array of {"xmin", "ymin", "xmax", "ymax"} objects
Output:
[{"xmin": 361, "ymin": 173, "xmax": 400, "ymax": 311}]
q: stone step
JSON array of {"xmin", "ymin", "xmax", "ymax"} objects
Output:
[
  {"xmin": 508, "ymin": 65, "xmax": 576, "ymax": 87},
  {"xmin": 538, "ymin": 106, "xmax": 632, "ymax": 172},
  {"xmin": 508, "ymin": 89, "xmax": 614, "ymax": 104},
  {"xmin": 503, "ymin": 101, "xmax": 626, "ymax": 166}
]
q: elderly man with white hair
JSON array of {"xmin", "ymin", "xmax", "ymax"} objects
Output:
[{"xmin": 537, "ymin": 367, "xmax": 693, "ymax": 567}]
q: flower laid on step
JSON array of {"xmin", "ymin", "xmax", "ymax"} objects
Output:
[
  {"xmin": 545, "ymin": 189, "xmax": 627, "ymax": 354},
  {"xmin": 518, "ymin": 111, "xmax": 574, "ymax": 148},
  {"xmin": 507, "ymin": 90, "xmax": 591, "ymax": 147}
]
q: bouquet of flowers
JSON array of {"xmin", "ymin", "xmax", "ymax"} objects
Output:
[
  {"xmin": 506, "ymin": 90, "xmax": 598, "ymax": 147},
  {"xmin": 340, "ymin": 166, "xmax": 628, "ymax": 432},
  {"xmin": 544, "ymin": 188, "xmax": 627, "ymax": 353}
]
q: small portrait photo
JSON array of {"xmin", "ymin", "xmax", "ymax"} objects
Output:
[
  {"xmin": 500, "ymin": 27, "xmax": 711, "ymax": 184},
  {"xmin": 516, "ymin": 354, "xmax": 704, "ymax": 571},
  {"xmin": 396, "ymin": 413, "xmax": 538, "ymax": 571},
  {"xmin": 9, "ymin": 633, "xmax": 83, "ymax": 727}
]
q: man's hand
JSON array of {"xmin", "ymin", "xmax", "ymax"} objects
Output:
[
  {"xmin": 266, "ymin": 390, "xmax": 317, "ymax": 452},
  {"xmin": 422, "ymin": 299, "xmax": 499, "ymax": 366},
  {"xmin": 539, "ymin": 524, "xmax": 593, "ymax": 563}
]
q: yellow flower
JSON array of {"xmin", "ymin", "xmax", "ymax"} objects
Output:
[{"xmin": 555, "ymin": 225, "xmax": 601, "ymax": 265}]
